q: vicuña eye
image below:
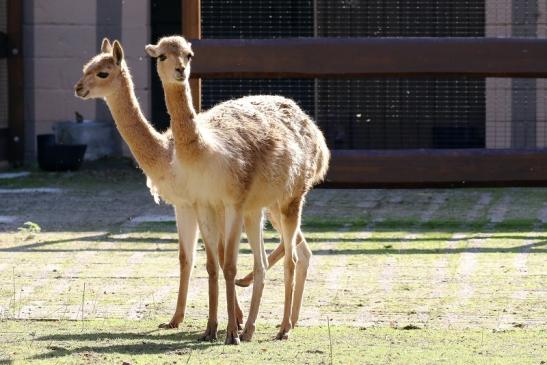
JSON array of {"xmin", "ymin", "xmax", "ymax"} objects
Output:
[
  {"xmin": 97, "ymin": 72, "xmax": 109, "ymax": 79},
  {"xmin": 158, "ymin": 54, "xmax": 167, "ymax": 61}
]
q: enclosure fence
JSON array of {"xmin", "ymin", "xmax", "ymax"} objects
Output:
[{"xmin": 190, "ymin": 0, "xmax": 547, "ymax": 187}]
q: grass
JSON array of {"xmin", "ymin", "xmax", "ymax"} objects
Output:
[
  {"xmin": 0, "ymin": 319, "xmax": 545, "ymax": 365},
  {"xmin": 0, "ymin": 166, "xmax": 546, "ymax": 363}
]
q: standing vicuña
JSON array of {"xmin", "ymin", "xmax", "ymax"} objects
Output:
[{"xmin": 145, "ymin": 36, "xmax": 330, "ymax": 342}]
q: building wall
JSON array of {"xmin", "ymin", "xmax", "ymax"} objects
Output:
[
  {"xmin": 22, "ymin": 0, "xmax": 150, "ymax": 159},
  {"xmin": 483, "ymin": 0, "xmax": 546, "ymax": 149}
]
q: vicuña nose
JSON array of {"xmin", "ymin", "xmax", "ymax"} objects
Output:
[
  {"xmin": 176, "ymin": 67, "xmax": 184, "ymax": 74},
  {"xmin": 75, "ymin": 83, "xmax": 83, "ymax": 92}
]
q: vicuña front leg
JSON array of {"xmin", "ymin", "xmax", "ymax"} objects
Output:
[
  {"xmin": 160, "ymin": 206, "xmax": 198, "ymax": 329},
  {"xmin": 223, "ymin": 206, "xmax": 243, "ymax": 345},
  {"xmin": 240, "ymin": 211, "xmax": 268, "ymax": 342},
  {"xmin": 196, "ymin": 205, "xmax": 221, "ymax": 341}
]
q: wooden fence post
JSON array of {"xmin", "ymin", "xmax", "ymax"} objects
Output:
[
  {"xmin": 7, "ymin": 0, "xmax": 24, "ymax": 166},
  {"xmin": 182, "ymin": 0, "xmax": 201, "ymax": 112}
]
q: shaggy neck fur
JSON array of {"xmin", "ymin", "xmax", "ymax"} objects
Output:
[
  {"xmin": 105, "ymin": 67, "xmax": 169, "ymax": 175},
  {"xmin": 163, "ymin": 81, "xmax": 204, "ymax": 161}
]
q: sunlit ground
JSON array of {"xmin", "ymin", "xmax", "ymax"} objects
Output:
[{"xmin": 0, "ymin": 165, "xmax": 545, "ymax": 364}]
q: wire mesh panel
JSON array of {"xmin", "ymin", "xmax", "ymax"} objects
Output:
[
  {"xmin": 200, "ymin": 0, "xmax": 487, "ymax": 150},
  {"xmin": 316, "ymin": 0, "xmax": 485, "ymax": 149},
  {"xmin": 202, "ymin": 0, "xmax": 314, "ymax": 38},
  {"xmin": 201, "ymin": 0, "xmax": 315, "ymax": 115},
  {"xmin": 320, "ymin": 78, "xmax": 485, "ymax": 149},
  {"xmin": 316, "ymin": 0, "xmax": 485, "ymax": 37}
]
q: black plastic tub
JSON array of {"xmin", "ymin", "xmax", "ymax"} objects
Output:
[{"xmin": 37, "ymin": 134, "xmax": 87, "ymax": 171}]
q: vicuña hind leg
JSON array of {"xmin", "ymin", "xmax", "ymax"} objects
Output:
[
  {"xmin": 240, "ymin": 211, "xmax": 268, "ymax": 342},
  {"xmin": 290, "ymin": 232, "xmax": 312, "ymax": 326},
  {"xmin": 237, "ymin": 212, "xmax": 311, "ymax": 328},
  {"xmin": 276, "ymin": 198, "xmax": 302, "ymax": 340},
  {"xmin": 159, "ymin": 206, "xmax": 198, "ymax": 329},
  {"xmin": 235, "ymin": 242, "xmax": 284, "ymax": 288}
]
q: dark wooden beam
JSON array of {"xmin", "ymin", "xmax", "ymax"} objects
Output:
[
  {"xmin": 322, "ymin": 149, "xmax": 547, "ymax": 188},
  {"xmin": 0, "ymin": 31, "xmax": 7, "ymax": 58},
  {"xmin": 7, "ymin": 0, "xmax": 24, "ymax": 165},
  {"xmin": 0, "ymin": 128, "xmax": 8, "ymax": 162},
  {"xmin": 191, "ymin": 38, "xmax": 547, "ymax": 78},
  {"xmin": 182, "ymin": 0, "xmax": 201, "ymax": 111}
]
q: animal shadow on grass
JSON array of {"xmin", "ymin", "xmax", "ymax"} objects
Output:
[
  {"xmin": 31, "ymin": 329, "xmax": 219, "ymax": 360},
  {"xmin": 239, "ymin": 240, "xmax": 547, "ymax": 256}
]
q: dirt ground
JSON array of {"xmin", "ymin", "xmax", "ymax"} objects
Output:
[{"xmin": 0, "ymin": 162, "xmax": 546, "ymax": 364}]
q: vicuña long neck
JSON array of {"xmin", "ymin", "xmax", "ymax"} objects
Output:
[
  {"xmin": 164, "ymin": 81, "xmax": 204, "ymax": 161},
  {"xmin": 105, "ymin": 69, "xmax": 169, "ymax": 176}
]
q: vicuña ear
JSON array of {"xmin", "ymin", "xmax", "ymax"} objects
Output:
[
  {"xmin": 101, "ymin": 38, "xmax": 112, "ymax": 53},
  {"xmin": 112, "ymin": 40, "xmax": 124, "ymax": 66},
  {"xmin": 144, "ymin": 44, "xmax": 158, "ymax": 58}
]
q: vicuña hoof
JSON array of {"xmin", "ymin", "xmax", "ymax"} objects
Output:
[
  {"xmin": 240, "ymin": 324, "xmax": 255, "ymax": 342},
  {"xmin": 235, "ymin": 275, "xmax": 253, "ymax": 288},
  {"xmin": 225, "ymin": 327, "xmax": 240, "ymax": 345},
  {"xmin": 158, "ymin": 320, "xmax": 179, "ymax": 329},
  {"xmin": 275, "ymin": 322, "xmax": 291, "ymax": 340},
  {"xmin": 198, "ymin": 321, "xmax": 218, "ymax": 342},
  {"xmin": 275, "ymin": 330, "xmax": 290, "ymax": 340}
]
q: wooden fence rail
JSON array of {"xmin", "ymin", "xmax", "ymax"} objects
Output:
[
  {"xmin": 191, "ymin": 37, "xmax": 547, "ymax": 79},
  {"xmin": 327, "ymin": 149, "xmax": 547, "ymax": 188}
]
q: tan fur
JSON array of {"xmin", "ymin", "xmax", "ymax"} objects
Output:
[{"xmin": 146, "ymin": 36, "xmax": 330, "ymax": 342}]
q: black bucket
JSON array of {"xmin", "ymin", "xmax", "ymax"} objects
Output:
[{"xmin": 37, "ymin": 134, "xmax": 87, "ymax": 171}]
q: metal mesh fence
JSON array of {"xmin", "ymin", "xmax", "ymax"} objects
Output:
[
  {"xmin": 316, "ymin": 0, "xmax": 485, "ymax": 37},
  {"xmin": 201, "ymin": 0, "xmax": 494, "ymax": 149},
  {"xmin": 201, "ymin": 0, "xmax": 316, "ymax": 127}
]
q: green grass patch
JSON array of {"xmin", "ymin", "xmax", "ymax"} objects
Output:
[{"xmin": 0, "ymin": 319, "xmax": 545, "ymax": 365}]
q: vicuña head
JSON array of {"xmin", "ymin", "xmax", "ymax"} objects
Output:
[
  {"xmin": 74, "ymin": 38, "xmax": 126, "ymax": 99},
  {"xmin": 145, "ymin": 36, "xmax": 194, "ymax": 83}
]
